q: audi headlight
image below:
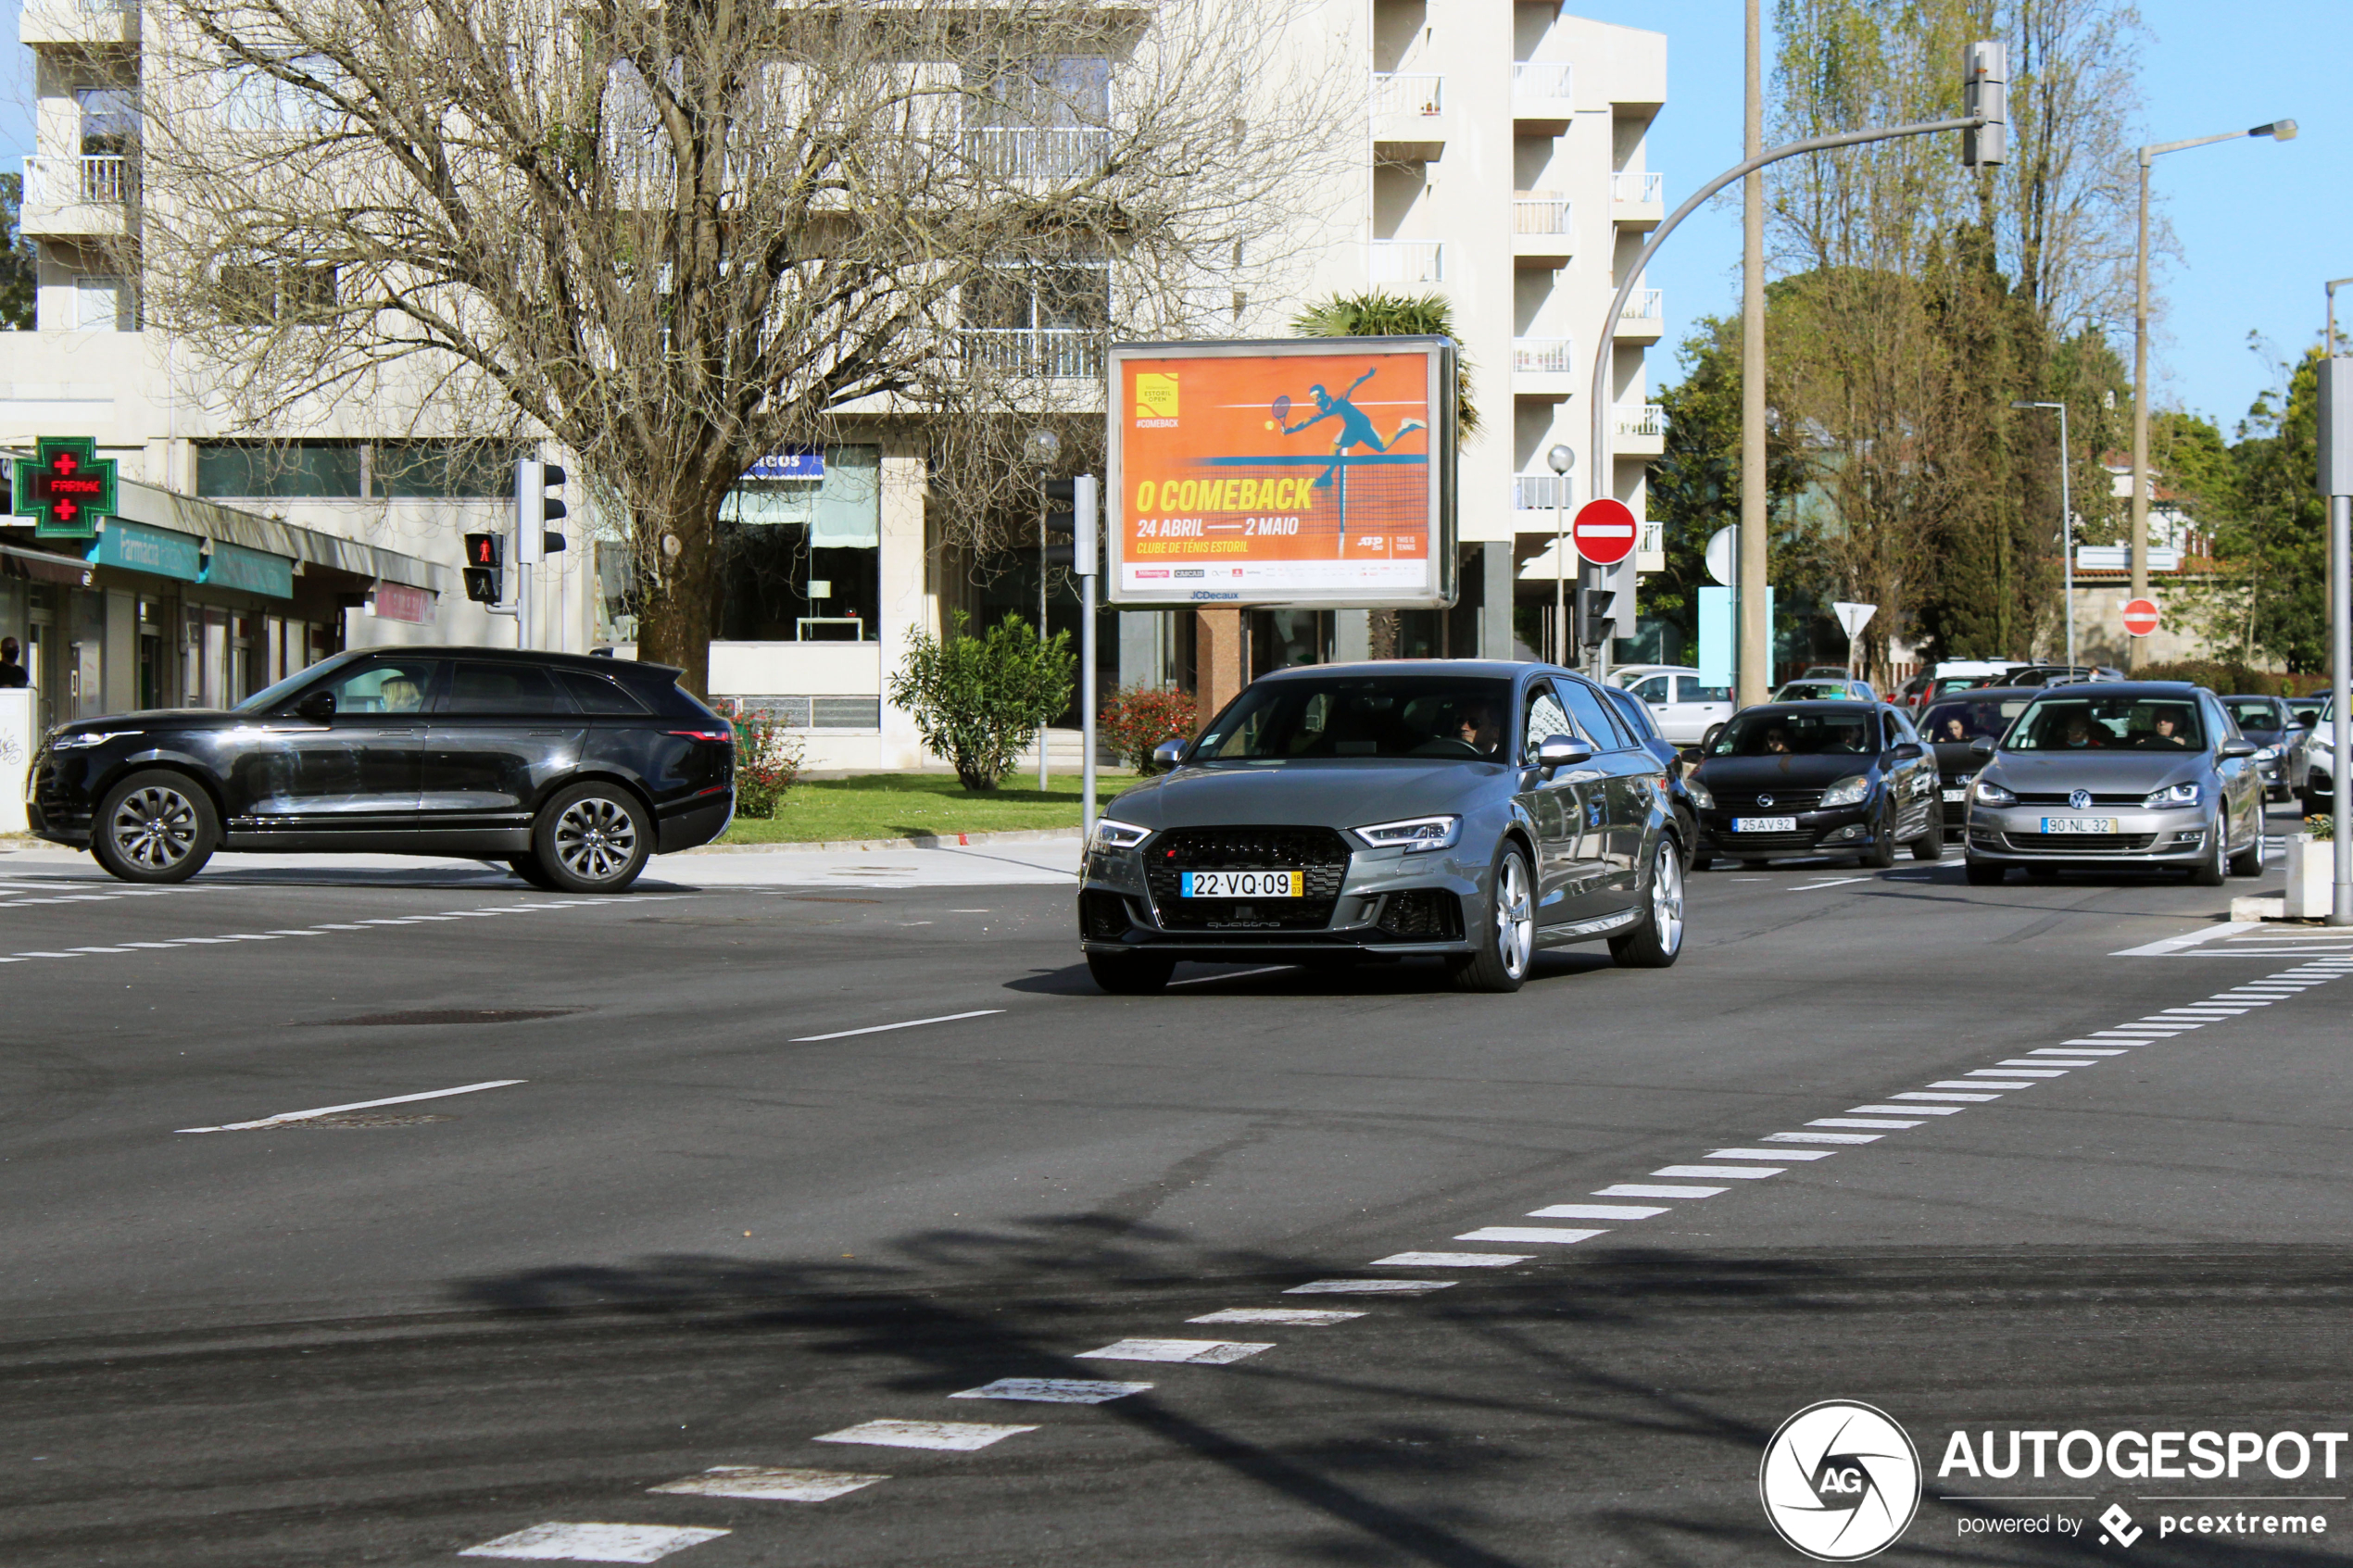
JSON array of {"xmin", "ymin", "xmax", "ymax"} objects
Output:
[
  {"xmin": 48, "ymin": 730, "xmax": 138, "ymax": 750},
  {"xmin": 1089, "ymin": 817, "xmax": 1152, "ymax": 851},
  {"xmin": 1973, "ymin": 779, "xmax": 2017, "ymax": 807},
  {"xmin": 1682, "ymin": 778, "xmax": 1716, "ymax": 810},
  {"xmin": 1353, "ymin": 815, "xmax": 1462, "ymax": 852},
  {"xmin": 1819, "ymin": 773, "xmax": 1872, "ymax": 809},
  {"xmin": 2143, "ymin": 782, "xmax": 2201, "ymax": 809}
]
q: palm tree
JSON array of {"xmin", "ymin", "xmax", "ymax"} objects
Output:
[{"xmin": 1290, "ymin": 291, "xmax": 1478, "ymax": 439}]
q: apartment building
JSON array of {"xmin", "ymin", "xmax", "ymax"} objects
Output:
[{"xmin": 0, "ymin": 1, "xmax": 1664, "ymax": 763}]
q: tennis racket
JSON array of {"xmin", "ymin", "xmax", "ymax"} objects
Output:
[{"xmin": 1271, "ymin": 394, "xmax": 1290, "ymax": 426}]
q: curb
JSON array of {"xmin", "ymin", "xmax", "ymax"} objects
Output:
[{"xmin": 680, "ymin": 826, "xmax": 1084, "ymax": 856}]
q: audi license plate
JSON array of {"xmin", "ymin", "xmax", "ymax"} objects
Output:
[
  {"xmin": 1731, "ymin": 816, "xmax": 1798, "ymax": 834},
  {"xmin": 2039, "ymin": 816, "xmax": 2119, "ymax": 834},
  {"xmin": 1943, "ymin": 787, "xmax": 1969, "ymax": 803},
  {"xmin": 1180, "ymin": 871, "xmax": 1302, "ymax": 897}
]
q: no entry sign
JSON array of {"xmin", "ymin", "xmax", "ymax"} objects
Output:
[
  {"xmin": 2121, "ymin": 596, "xmax": 2160, "ymax": 637},
  {"xmin": 1571, "ymin": 498, "xmax": 1639, "ymax": 567}
]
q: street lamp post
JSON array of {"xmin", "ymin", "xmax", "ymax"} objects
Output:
[
  {"xmin": 2128, "ymin": 119, "xmax": 2296, "ymax": 671},
  {"xmin": 2013, "ymin": 400, "xmax": 2074, "ymax": 669},
  {"xmin": 1547, "ymin": 443, "xmax": 1574, "ymax": 665},
  {"xmin": 1026, "ymin": 425, "xmax": 1060, "ymax": 791}
]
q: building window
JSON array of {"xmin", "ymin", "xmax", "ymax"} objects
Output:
[
  {"xmin": 195, "ymin": 440, "xmax": 364, "ymax": 498},
  {"xmin": 217, "ymin": 260, "xmax": 337, "ymax": 325},
  {"xmin": 372, "ymin": 441, "xmax": 521, "ymax": 498},
  {"xmin": 717, "ymin": 445, "xmax": 881, "ymax": 641}
]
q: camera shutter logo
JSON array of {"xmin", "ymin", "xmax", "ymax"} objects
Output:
[{"xmin": 1758, "ymin": 1400, "xmax": 1920, "ymax": 1561}]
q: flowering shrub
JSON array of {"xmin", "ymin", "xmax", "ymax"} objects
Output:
[
  {"xmin": 1100, "ymin": 685, "xmax": 1197, "ymax": 772},
  {"xmin": 731, "ymin": 706, "xmax": 805, "ymax": 819}
]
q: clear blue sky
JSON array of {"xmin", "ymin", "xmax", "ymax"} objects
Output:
[{"xmin": 2, "ymin": 0, "xmax": 2341, "ymax": 437}]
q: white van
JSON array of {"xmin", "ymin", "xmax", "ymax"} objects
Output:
[{"xmin": 1610, "ymin": 664, "xmax": 1733, "ymax": 745}]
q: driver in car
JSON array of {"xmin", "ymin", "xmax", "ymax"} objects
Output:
[
  {"xmin": 380, "ymin": 676, "xmax": 424, "ymax": 713},
  {"xmin": 1453, "ymin": 699, "xmax": 1502, "ymax": 758},
  {"xmin": 2145, "ymin": 711, "xmax": 2190, "ymax": 748}
]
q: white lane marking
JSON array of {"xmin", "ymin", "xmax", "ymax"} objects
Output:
[
  {"xmin": 117, "ymin": 941, "xmax": 181, "ymax": 949},
  {"xmin": 1075, "ymin": 1338, "xmax": 1274, "ymax": 1365},
  {"xmin": 1710, "ymin": 1147, "xmax": 1837, "ymax": 1160},
  {"xmin": 2200, "ymin": 997, "xmax": 2271, "ymax": 1006},
  {"xmin": 1285, "ymin": 1278, "xmax": 1454, "ymax": 1295},
  {"xmin": 1810, "ymin": 1117, "xmax": 1923, "ymax": 1128},
  {"xmin": 1453, "ymin": 1226, "xmax": 1608, "ymax": 1244},
  {"xmin": 1967, "ymin": 1069, "xmax": 2068, "ymax": 1078},
  {"xmin": 950, "ymin": 1378, "xmax": 1152, "ymax": 1403},
  {"xmin": 1597, "ymin": 1183, "xmax": 1727, "ymax": 1198},
  {"xmin": 1166, "ymin": 965, "xmax": 1294, "ymax": 987},
  {"xmin": 459, "ymin": 1522, "xmax": 727, "ymax": 1562},
  {"xmin": 310, "ymin": 923, "xmax": 370, "ymax": 931},
  {"xmin": 175, "ymin": 1079, "xmax": 525, "ymax": 1134},
  {"xmin": 12, "ymin": 950, "xmax": 80, "ymax": 958},
  {"xmin": 1370, "ymin": 1250, "xmax": 1532, "ymax": 1268},
  {"xmin": 1894, "ymin": 1091, "xmax": 2001, "ymax": 1102},
  {"xmin": 1850, "ymin": 1103, "xmax": 1964, "ymax": 1115},
  {"xmin": 1531, "ymin": 1203, "xmax": 1668, "ymax": 1219},
  {"xmin": 815, "ymin": 1420, "xmax": 1037, "ymax": 1452},
  {"xmin": 66, "ymin": 947, "xmax": 132, "ymax": 954},
  {"xmin": 2038, "ymin": 1047, "xmax": 2128, "ymax": 1056},
  {"xmin": 2113, "ymin": 922, "xmax": 2261, "ymax": 957},
  {"xmin": 789, "ymin": 1010, "xmax": 1003, "ymax": 1043},
  {"xmin": 1763, "ymin": 1131, "xmax": 1880, "ymax": 1144},
  {"xmin": 1938, "ymin": 1078, "xmax": 2034, "ymax": 1089},
  {"xmin": 2137, "ymin": 1014, "xmax": 2206, "ymax": 1024},
  {"xmin": 2158, "ymin": 1006, "xmax": 2248, "ymax": 1016},
  {"xmin": 1189, "ymin": 1309, "xmax": 1365, "ymax": 1325},
  {"xmin": 650, "ymin": 1467, "xmax": 887, "ymax": 1503},
  {"xmin": 2010, "ymin": 1060, "xmax": 2098, "ymax": 1068},
  {"xmin": 1655, "ymin": 1163, "xmax": 1780, "ymax": 1179},
  {"xmin": 1787, "ymin": 876, "xmax": 1872, "ymax": 892}
]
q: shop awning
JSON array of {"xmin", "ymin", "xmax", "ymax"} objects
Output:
[{"xmin": 111, "ymin": 481, "xmax": 448, "ymax": 595}]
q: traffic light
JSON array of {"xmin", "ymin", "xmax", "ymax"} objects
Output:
[
  {"xmin": 1962, "ymin": 40, "xmax": 2007, "ymax": 167},
  {"xmin": 1574, "ymin": 586, "xmax": 1617, "ymax": 648},
  {"xmin": 516, "ymin": 458, "xmax": 569, "ymax": 563},
  {"xmin": 462, "ymin": 532, "xmax": 503, "ymax": 604}
]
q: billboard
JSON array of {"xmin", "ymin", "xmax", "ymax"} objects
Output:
[{"xmin": 1105, "ymin": 337, "xmax": 1456, "ymax": 608}]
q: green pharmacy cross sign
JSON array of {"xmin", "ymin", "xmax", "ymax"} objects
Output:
[{"xmin": 13, "ymin": 436, "xmax": 119, "ymax": 540}]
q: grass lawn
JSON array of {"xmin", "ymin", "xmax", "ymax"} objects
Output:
[{"xmin": 716, "ymin": 771, "xmax": 1140, "ymax": 845}]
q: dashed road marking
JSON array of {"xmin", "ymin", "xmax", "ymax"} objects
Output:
[
  {"xmin": 815, "ymin": 1420, "xmax": 1037, "ymax": 1452},
  {"xmin": 1766, "ymin": 1130, "xmax": 1881, "ymax": 1144},
  {"xmin": 1075, "ymin": 1338, "xmax": 1274, "ymax": 1365},
  {"xmin": 176, "ymin": 1079, "xmax": 525, "ymax": 1135},
  {"xmin": 1852, "ymin": 1103, "xmax": 1965, "ymax": 1114},
  {"xmin": 1710, "ymin": 1147, "xmax": 1836, "ymax": 1160},
  {"xmin": 1530, "ymin": 1203, "xmax": 1667, "ymax": 1220},
  {"xmin": 1189, "ymin": 1309, "xmax": 1364, "ymax": 1325},
  {"xmin": 950, "ymin": 1378, "xmax": 1152, "ymax": 1404},
  {"xmin": 1597, "ymin": 1183, "xmax": 1726, "ymax": 1198},
  {"xmin": 1453, "ymin": 1226, "xmax": 1608, "ymax": 1244},
  {"xmin": 1284, "ymin": 1278, "xmax": 1454, "ymax": 1295},
  {"xmin": 459, "ymin": 1522, "xmax": 727, "ymax": 1562},
  {"xmin": 1370, "ymin": 1250, "xmax": 1532, "ymax": 1268},
  {"xmin": 649, "ymin": 1468, "xmax": 887, "ymax": 1503},
  {"xmin": 789, "ymin": 1010, "xmax": 1003, "ymax": 1043},
  {"xmin": 1654, "ymin": 1163, "xmax": 1780, "ymax": 1180}
]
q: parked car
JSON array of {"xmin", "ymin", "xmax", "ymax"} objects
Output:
[
  {"xmin": 1611, "ymin": 664, "xmax": 1734, "ymax": 745},
  {"xmin": 27, "ymin": 646, "xmax": 736, "ymax": 892},
  {"xmin": 1077, "ymin": 660, "xmax": 1687, "ymax": 995},
  {"xmin": 2009, "ymin": 663, "xmax": 2122, "ymax": 688},
  {"xmin": 1960, "ymin": 682, "xmax": 2264, "ymax": 886},
  {"xmin": 1896, "ymin": 661, "xmax": 2025, "ymax": 708},
  {"xmin": 1916, "ymin": 687, "xmax": 2040, "ymax": 840},
  {"xmin": 2220, "ymin": 693, "xmax": 2300, "ymax": 802},
  {"xmin": 1601, "ymin": 682, "xmax": 1701, "ymax": 864},
  {"xmin": 1687, "ymin": 700, "xmax": 1943, "ymax": 868},
  {"xmin": 2302, "ymin": 695, "xmax": 2336, "ymax": 815},
  {"xmin": 1771, "ymin": 676, "xmax": 1881, "ymax": 704}
]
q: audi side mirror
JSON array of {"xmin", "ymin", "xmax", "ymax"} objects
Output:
[
  {"xmin": 294, "ymin": 690, "xmax": 336, "ymax": 721},
  {"xmin": 1536, "ymin": 734, "xmax": 1592, "ymax": 771},
  {"xmin": 1969, "ymin": 736, "xmax": 1994, "ymax": 759},
  {"xmin": 1151, "ymin": 738, "xmax": 1189, "ymax": 769}
]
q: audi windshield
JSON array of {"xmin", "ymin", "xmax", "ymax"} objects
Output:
[{"xmin": 1192, "ymin": 675, "xmax": 1515, "ymax": 762}]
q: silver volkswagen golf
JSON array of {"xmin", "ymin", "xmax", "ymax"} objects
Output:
[
  {"xmin": 1961, "ymin": 682, "xmax": 2266, "ymax": 885},
  {"xmin": 1076, "ymin": 660, "xmax": 1688, "ymax": 994}
]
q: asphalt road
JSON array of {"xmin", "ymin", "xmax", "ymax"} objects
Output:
[{"xmin": 3, "ymin": 812, "xmax": 2350, "ymax": 1568}]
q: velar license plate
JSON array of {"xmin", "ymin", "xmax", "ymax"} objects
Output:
[
  {"xmin": 1731, "ymin": 816, "xmax": 1798, "ymax": 834},
  {"xmin": 2039, "ymin": 816, "xmax": 2119, "ymax": 834},
  {"xmin": 1179, "ymin": 870, "xmax": 1303, "ymax": 897}
]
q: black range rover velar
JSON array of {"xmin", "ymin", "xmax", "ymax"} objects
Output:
[{"xmin": 27, "ymin": 646, "xmax": 735, "ymax": 892}]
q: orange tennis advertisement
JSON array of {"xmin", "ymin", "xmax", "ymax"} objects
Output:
[{"xmin": 1105, "ymin": 339, "xmax": 1456, "ymax": 607}]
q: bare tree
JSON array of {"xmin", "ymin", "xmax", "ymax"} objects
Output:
[{"xmin": 120, "ymin": 0, "xmax": 1345, "ymax": 692}]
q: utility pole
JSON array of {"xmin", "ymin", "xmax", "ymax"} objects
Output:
[
  {"xmin": 2319, "ymin": 355, "xmax": 2351, "ymax": 925},
  {"xmin": 1737, "ymin": 0, "xmax": 1768, "ymax": 709}
]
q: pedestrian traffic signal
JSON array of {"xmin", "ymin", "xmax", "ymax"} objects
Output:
[
  {"xmin": 462, "ymin": 531, "xmax": 503, "ymax": 604},
  {"xmin": 1962, "ymin": 41, "xmax": 2007, "ymax": 167},
  {"xmin": 516, "ymin": 459, "xmax": 568, "ymax": 563},
  {"xmin": 1575, "ymin": 586, "xmax": 1617, "ymax": 647}
]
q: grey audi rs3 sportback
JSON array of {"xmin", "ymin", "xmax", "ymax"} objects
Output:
[{"xmin": 1076, "ymin": 660, "xmax": 1688, "ymax": 994}]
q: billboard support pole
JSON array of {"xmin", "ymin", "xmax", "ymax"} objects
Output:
[{"xmin": 1076, "ymin": 474, "xmax": 1100, "ymax": 847}]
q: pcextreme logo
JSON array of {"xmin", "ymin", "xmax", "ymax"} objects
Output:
[{"xmin": 1760, "ymin": 1401, "xmax": 1923, "ymax": 1562}]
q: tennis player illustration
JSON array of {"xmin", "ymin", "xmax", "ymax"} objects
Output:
[{"xmin": 1272, "ymin": 368, "xmax": 1426, "ymax": 489}]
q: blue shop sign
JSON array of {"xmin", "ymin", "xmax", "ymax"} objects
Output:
[
  {"xmin": 86, "ymin": 519, "xmax": 203, "ymax": 583},
  {"xmin": 745, "ymin": 449, "xmax": 823, "ymax": 481},
  {"xmin": 203, "ymin": 540, "xmax": 295, "ymax": 598}
]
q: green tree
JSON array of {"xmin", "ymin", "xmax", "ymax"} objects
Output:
[
  {"xmin": 0, "ymin": 174, "xmax": 33, "ymax": 331},
  {"xmin": 2227, "ymin": 345, "xmax": 2328, "ymax": 671},
  {"xmin": 887, "ymin": 612, "xmax": 1076, "ymax": 792},
  {"xmin": 1290, "ymin": 291, "xmax": 1479, "ymax": 439}
]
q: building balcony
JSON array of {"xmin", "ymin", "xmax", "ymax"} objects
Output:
[
  {"xmin": 1511, "ymin": 194, "xmax": 1573, "ymax": 267},
  {"xmin": 1638, "ymin": 518, "xmax": 1665, "ymax": 572},
  {"xmin": 1512, "ymin": 473, "xmax": 1576, "ymax": 520},
  {"xmin": 1511, "ymin": 337, "xmax": 1577, "ymax": 400},
  {"xmin": 1612, "ymin": 287, "xmax": 1663, "ymax": 343},
  {"xmin": 1366, "ymin": 239, "xmax": 1444, "ymax": 286},
  {"xmin": 963, "ymin": 126, "xmax": 1114, "ymax": 182},
  {"xmin": 1610, "ymin": 169, "xmax": 1665, "ymax": 230},
  {"xmin": 954, "ymin": 327, "xmax": 1105, "ymax": 382},
  {"xmin": 1613, "ymin": 402, "xmax": 1667, "ymax": 456},
  {"xmin": 1371, "ymin": 72, "xmax": 1445, "ymax": 162},
  {"xmin": 1511, "ymin": 61, "xmax": 1575, "ymax": 134},
  {"xmin": 20, "ymin": 154, "xmax": 133, "ymax": 237},
  {"xmin": 19, "ymin": 0, "xmax": 135, "ymax": 45}
]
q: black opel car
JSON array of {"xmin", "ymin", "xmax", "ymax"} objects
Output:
[
  {"xmin": 1688, "ymin": 700, "xmax": 1943, "ymax": 867},
  {"xmin": 1916, "ymin": 686, "xmax": 2041, "ymax": 840},
  {"xmin": 27, "ymin": 646, "xmax": 735, "ymax": 891}
]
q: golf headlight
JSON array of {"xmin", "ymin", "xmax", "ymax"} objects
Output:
[
  {"xmin": 2255, "ymin": 745, "xmax": 2281, "ymax": 762},
  {"xmin": 1682, "ymin": 778, "xmax": 1716, "ymax": 810},
  {"xmin": 1973, "ymin": 779, "xmax": 2017, "ymax": 807},
  {"xmin": 48, "ymin": 730, "xmax": 137, "ymax": 750},
  {"xmin": 1353, "ymin": 815, "xmax": 1462, "ymax": 852},
  {"xmin": 1819, "ymin": 774, "xmax": 1872, "ymax": 809},
  {"xmin": 1090, "ymin": 818, "xmax": 1151, "ymax": 851},
  {"xmin": 2144, "ymin": 782, "xmax": 2201, "ymax": 809}
]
